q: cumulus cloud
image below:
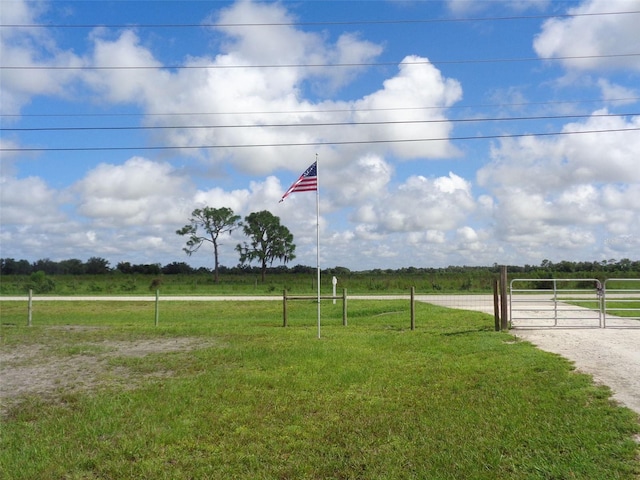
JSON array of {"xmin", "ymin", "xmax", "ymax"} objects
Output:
[
  {"xmin": 74, "ymin": 157, "xmax": 192, "ymax": 226},
  {"xmin": 354, "ymin": 171, "xmax": 475, "ymax": 233},
  {"xmin": 533, "ymin": 0, "xmax": 640, "ymax": 71},
  {"xmin": 0, "ymin": 175, "xmax": 64, "ymax": 224},
  {"xmin": 351, "ymin": 56, "xmax": 463, "ymax": 159},
  {"xmin": 0, "ymin": 0, "xmax": 84, "ymax": 114},
  {"xmin": 70, "ymin": 2, "xmax": 459, "ymax": 175},
  {"xmin": 478, "ymin": 112, "xmax": 640, "ymax": 255},
  {"xmin": 479, "ymin": 111, "xmax": 640, "ymax": 192}
]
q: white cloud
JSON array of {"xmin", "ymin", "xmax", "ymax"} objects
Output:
[
  {"xmin": 353, "ymin": 171, "xmax": 475, "ymax": 233},
  {"xmin": 597, "ymin": 78, "xmax": 638, "ymax": 103},
  {"xmin": 0, "ymin": 0, "xmax": 84, "ymax": 114},
  {"xmin": 352, "ymin": 56, "xmax": 463, "ymax": 159},
  {"xmin": 0, "ymin": 175, "xmax": 64, "ymax": 224},
  {"xmin": 478, "ymin": 112, "xmax": 640, "ymax": 257},
  {"xmin": 74, "ymin": 157, "xmax": 192, "ymax": 226},
  {"xmin": 479, "ymin": 111, "xmax": 640, "ymax": 192},
  {"xmin": 534, "ymin": 0, "xmax": 640, "ymax": 71}
]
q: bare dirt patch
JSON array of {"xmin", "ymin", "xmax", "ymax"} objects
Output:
[{"xmin": 0, "ymin": 333, "xmax": 214, "ymax": 416}]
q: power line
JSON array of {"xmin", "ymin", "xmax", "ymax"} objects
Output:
[
  {"xmin": 3, "ymin": 98, "xmax": 638, "ymax": 119},
  {"xmin": 3, "ymin": 10, "xmax": 639, "ymax": 29},
  {"xmin": 3, "ymin": 53, "xmax": 639, "ymax": 70},
  {"xmin": 3, "ymin": 127, "xmax": 638, "ymax": 152},
  {"xmin": 3, "ymin": 112, "xmax": 637, "ymax": 132}
]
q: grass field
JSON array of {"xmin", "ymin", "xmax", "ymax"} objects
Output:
[
  {"xmin": 1, "ymin": 300, "xmax": 639, "ymax": 479},
  {"xmin": 0, "ymin": 271, "xmax": 499, "ymax": 296}
]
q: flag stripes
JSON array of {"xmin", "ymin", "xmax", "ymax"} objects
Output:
[{"xmin": 280, "ymin": 161, "xmax": 317, "ymax": 202}]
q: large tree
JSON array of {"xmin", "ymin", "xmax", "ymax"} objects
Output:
[
  {"xmin": 236, "ymin": 210, "xmax": 296, "ymax": 282},
  {"xmin": 176, "ymin": 206, "xmax": 241, "ymax": 283}
]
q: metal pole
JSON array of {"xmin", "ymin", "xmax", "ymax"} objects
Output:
[{"xmin": 316, "ymin": 154, "xmax": 321, "ymax": 339}]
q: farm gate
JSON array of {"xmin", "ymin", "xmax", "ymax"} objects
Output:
[
  {"xmin": 509, "ymin": 278, "xmax": 603, "ymax": 328},
  {"xmin": 510, "ymin": 278, "xmax": 640, "ymax": 329},
  {"xmin": 602, "ymin": 278, "xmax": 640, "ymax": 328}
]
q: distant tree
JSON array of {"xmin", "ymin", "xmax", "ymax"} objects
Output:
[
  {"xmin": 236, "ymin": 210, "xmax": 296, "ymax": 282},
  {"xmin": 85, "ymin": 257, "xmax": 111, "ymax": 274},
  {"xmin": 58, "ymin": 258, "xmax": 85, "ymax": 275},
  {"xmin": 162, "ymin": 261, "xmax": 194, "ymax": 275},
  {"xmin": 176, "ymin": 206, "xmax": 241, "ymax": 283},
  {"xmin": 1, "ymin": 258, "xmax": 32, "ymax": 275},
  {"xmin": 32, "ymin": 258, "xmax": 58, "ymax": 275},
  {"xmin": 116, "ymin": 261, "xmax": 133, "ymax": 274}
]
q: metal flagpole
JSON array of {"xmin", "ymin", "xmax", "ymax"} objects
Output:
[{"xmin": 315, "ymin": 153, "xmax": 321, "ymax": 339}]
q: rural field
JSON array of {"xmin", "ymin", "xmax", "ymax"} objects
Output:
[{"xmin": 1, "ymin": 299, "xmax": 638, "ymax": 479}]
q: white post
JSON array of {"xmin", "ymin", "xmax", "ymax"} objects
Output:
[{"xmin": 332, "ymin": 276, "xmax": 337, "ymax": 304}]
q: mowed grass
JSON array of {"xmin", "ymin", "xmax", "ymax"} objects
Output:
[{"xmin": 1, "ymin": 301, "xmax": 638, "ymax": 479}]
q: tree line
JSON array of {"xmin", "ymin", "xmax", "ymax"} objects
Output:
[{"xmin": 2, "ymin": 257, "xmax": 638, "ymax": 278}]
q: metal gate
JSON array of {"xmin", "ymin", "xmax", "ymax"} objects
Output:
[
  {"xmin": 509, "ymin": 278, "xmax": 603, "ymax": 328},
  {"xmin": 603, "ymin": 279, "xmax": 640, "ymax": 328}
]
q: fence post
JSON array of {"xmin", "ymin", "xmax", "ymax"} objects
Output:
[
  {"xmin": 410, "ymin": 286, "xmax": 415, "ymax": 331},
  {"xmin": 28, "ymin": 289, "xmax": 33, "ymax": 327},
  {"xmin": 492, "ymin": 278, "xmax": 500, "ymax": 331},
  {"xmin": 500, "ymin": 266, "xmax": 508, "ymax": 330},
  {"xmin": 342, "ymin": 288, "xmax": 347, "ymax": 326},
  {"xmin": 155, "ymin": 289, "xmax": 160, "ymax": 326},
  {"xmin": 283, "ymin": 289, "xmax": 288, "ymax": 327}
]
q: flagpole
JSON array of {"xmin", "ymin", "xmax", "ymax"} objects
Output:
[{"xmin": 315, "ymin": 153, "xmax": 321, "ymax": 339}]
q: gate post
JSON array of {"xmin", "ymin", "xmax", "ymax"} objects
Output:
[
  {"xmin": 493, "ymin": 278, "xmax": 500, "ymax": 331},
  {"xmin": 500, "ymin": 266, "xmax": 509, "ymax": 330}
]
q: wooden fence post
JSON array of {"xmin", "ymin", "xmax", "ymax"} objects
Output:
[
  {"xmin": 492, "ymin": 278, "xmax": 500, "ymax": 331},
  {"xmin": 410, "ymin": 286, "xmax": 415, "ymax": 331},
  {"xmin": 28, "ymin": 289, "xmax": 33, "ymax": 327},
  {"xmin": 283, "ymin": 289, "xmax": 288, "ymax": 327},
  {"xmin": 155, "ymin": 289, "xmax": 160, "ymax": 326},
  {"xmin": 342, "ymin": 288, "xmax": 347, "ymax": 326}
]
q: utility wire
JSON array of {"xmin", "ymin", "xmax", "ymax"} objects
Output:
[
  {"xmin": 3, "ymin": 98, "xmax": 639, "ymax": 119},
  {"xmin": 3, "ymin": 10, "xmax": 639, "ymax": 28},
  {"xmin": 3, "ymin": 127, "xmax": 638, "ymax": 152},
  {"xmin": 3, "ymin": 113, "xmax": 638, "ymax": 132},
  {"xmin": 3, "ymin": 53, "xmax": 639, "ymax": 70}
]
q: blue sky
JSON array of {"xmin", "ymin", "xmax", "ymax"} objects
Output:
[{"xmin": 1, "ymin": 0, "xmax": 639, "ymax": 271}]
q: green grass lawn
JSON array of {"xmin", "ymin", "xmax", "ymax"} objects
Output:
[{"xmin": 1, "ymin": 301, "xmax": 638, "ymax": 479}]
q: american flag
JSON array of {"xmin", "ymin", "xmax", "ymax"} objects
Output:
[{"xmin": 279, "ymin": 161, "xmax": 317, "ymax": 202}]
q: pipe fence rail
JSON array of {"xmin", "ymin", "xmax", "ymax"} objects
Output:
[
  {"xmin": 603, "ymin": 279, "xmax": 640, "ymax": 328},
  {"xmin": 510, "ymin": 278, "xmax": 640, "ymax": 329}
]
